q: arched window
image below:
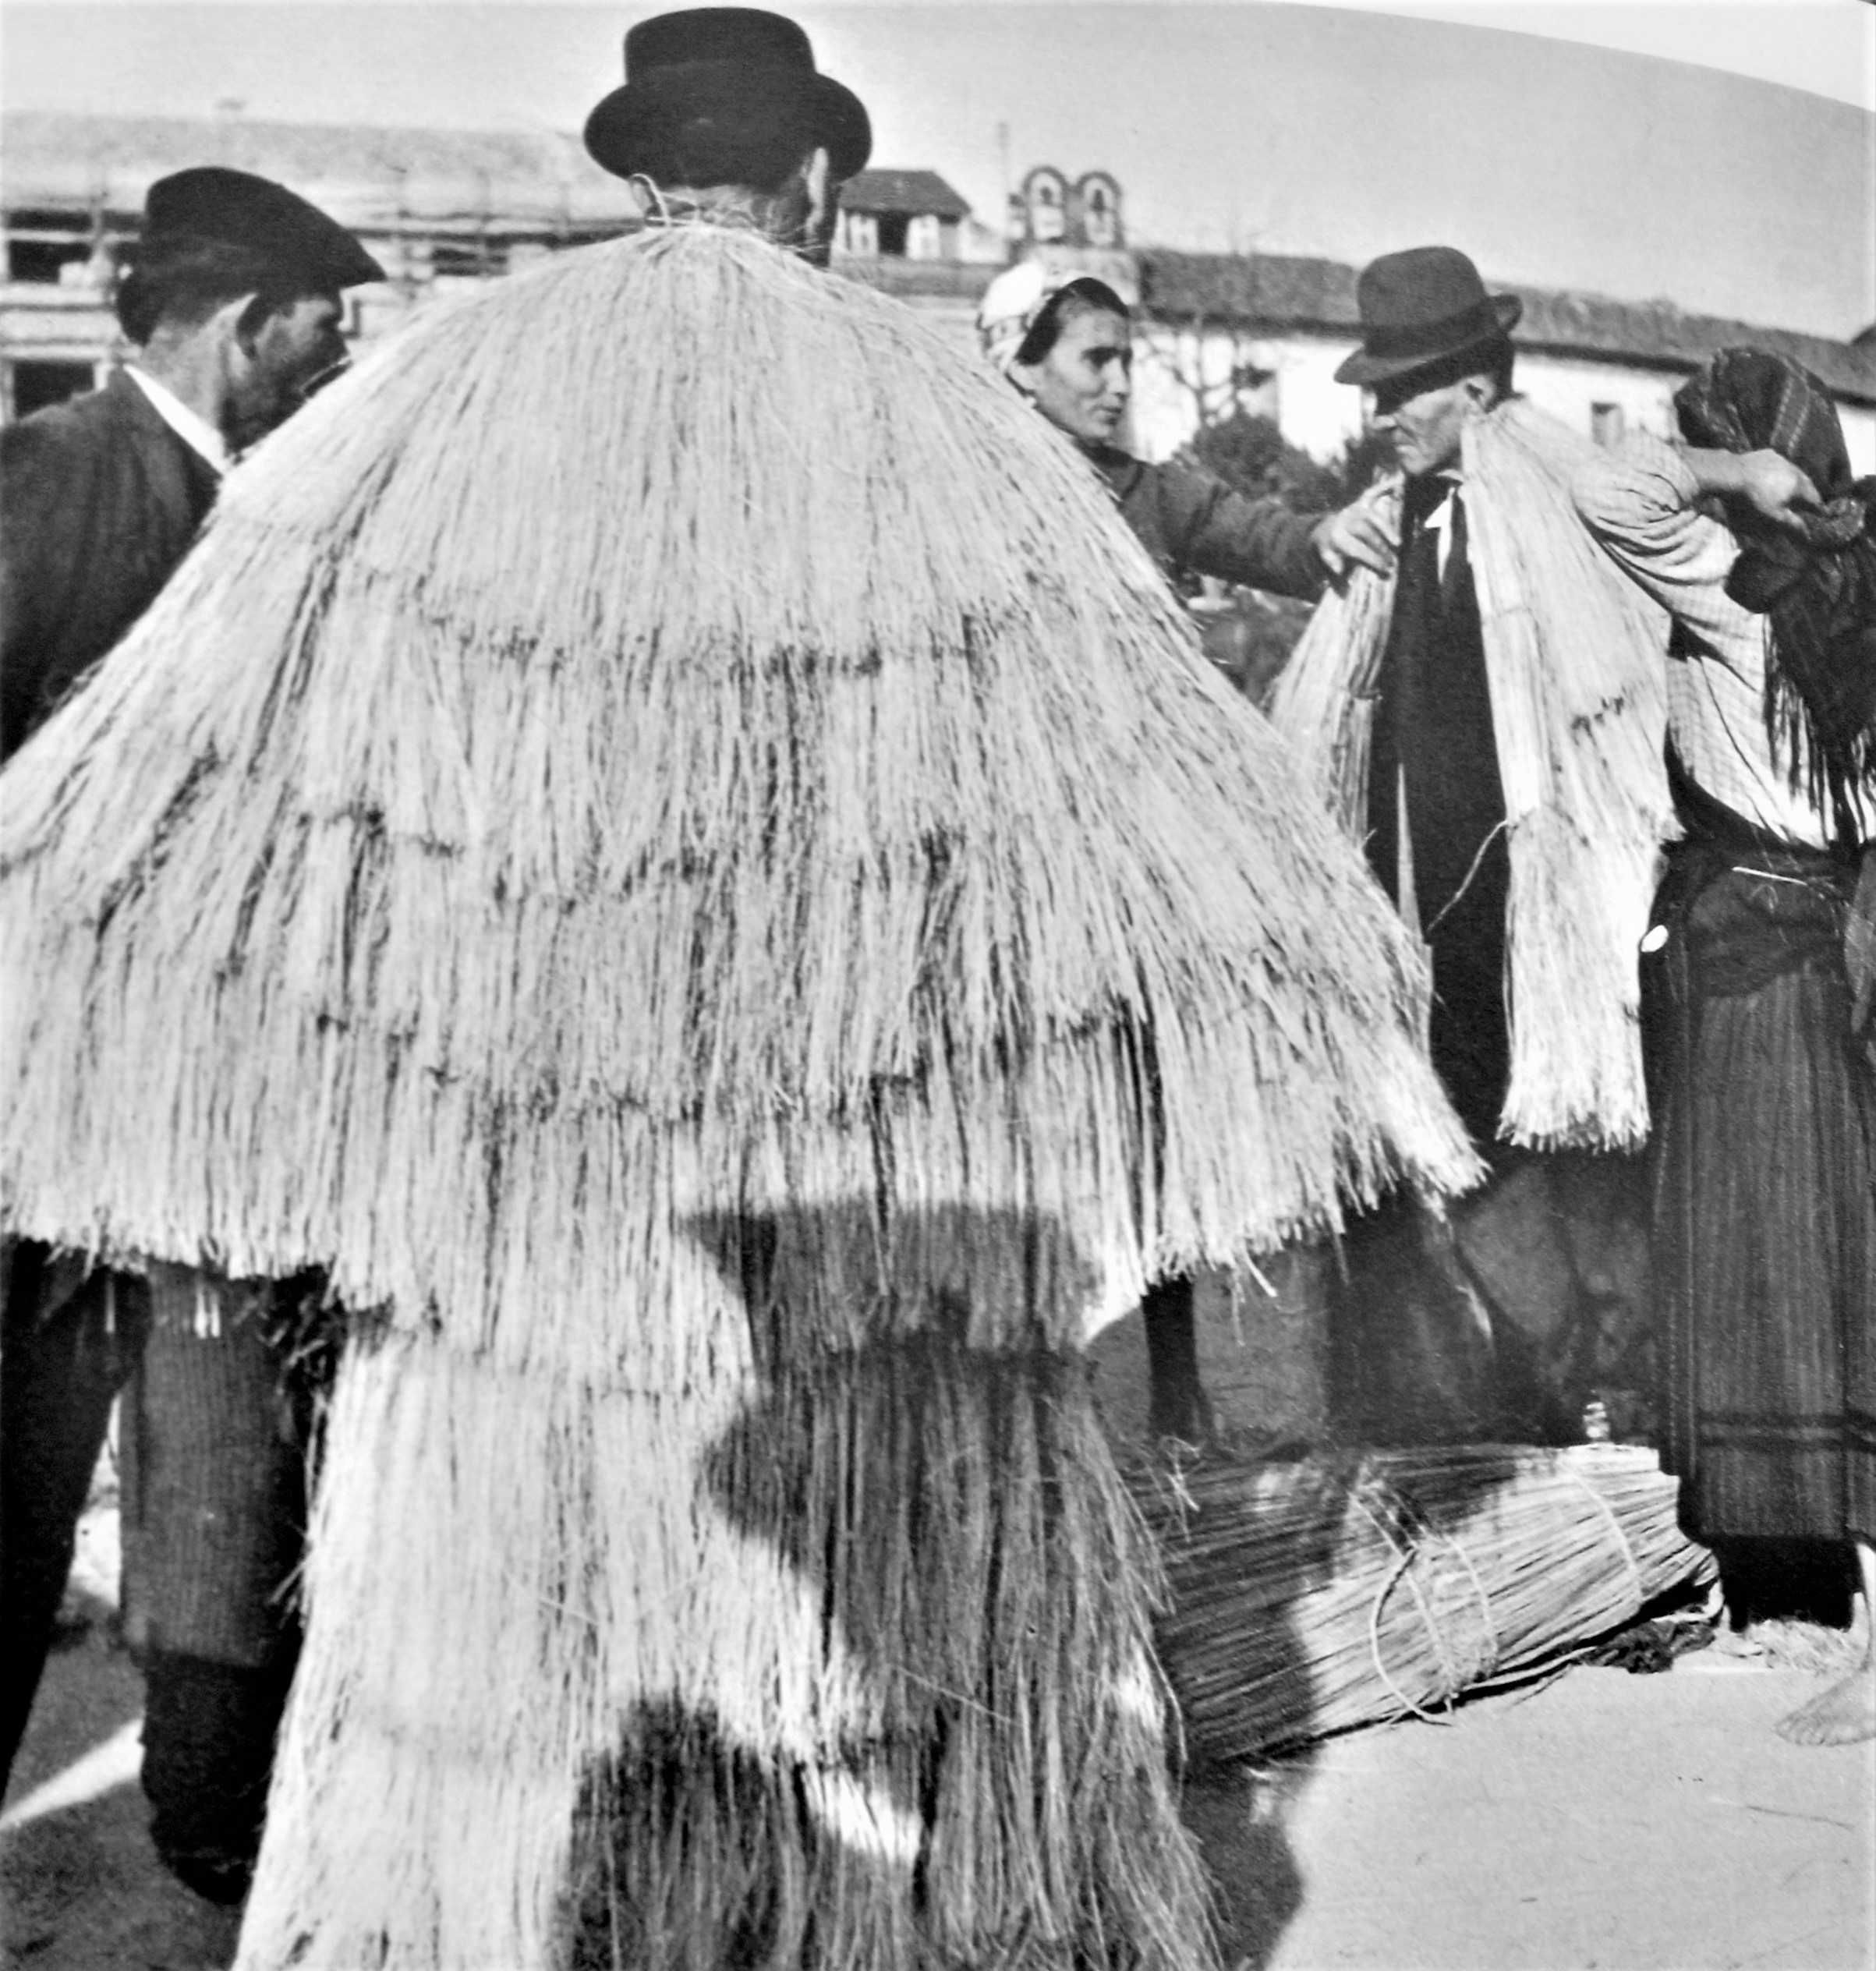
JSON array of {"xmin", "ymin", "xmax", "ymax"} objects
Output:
[
  {"xmin": 1075, "ymin": 173, "xmax": 1123, "ymax": 249},
  {"xmin": 1023, "ymin": 168, "xmax": 1067, "ymax": 244}
]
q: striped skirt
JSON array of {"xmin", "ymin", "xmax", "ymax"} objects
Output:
[{"xmin": 1648, "ymin": 840, "xmax": 1876, "ymax": 1546}]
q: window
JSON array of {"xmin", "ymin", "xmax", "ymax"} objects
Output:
[
  {"xmin": 430, "ymin": 237, "xmax": 506, "ymax": 280},
  {"xmin": 1025, "ymin": 170, "xmax": 1067, "ymax": 245},
  {"xmin": 6, "ymin": 211, "xmax": 97, "ymax": 285},
  {"xmin": 1591, "ymin": 402, "xmax": 1625, "ymax": 448},
  {"xmin": 7, "ymin": 359, "xmax": 99, "ymax": 419}
]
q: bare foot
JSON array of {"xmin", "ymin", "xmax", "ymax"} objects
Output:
[{"xmin": 1774, "ymin": 1661, "xmax": 1876, "ymax": 1746}]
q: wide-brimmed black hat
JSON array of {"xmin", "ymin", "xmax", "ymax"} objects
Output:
[
  {"xmin": 584, "ymin": 8, "xmax": 872, "ymax": 185},
  {"xmin": 1334, "ymin": 246, "xmax": 1521, "ymax": 387},
  {"xmin": 143, "ymin": 167, "xmax": 384, "ymax": 290}
]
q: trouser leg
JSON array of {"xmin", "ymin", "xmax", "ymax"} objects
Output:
[
  {"xmin": 128, "ymin": 1269, "xmax": 308, "ymax": 1897},
  {"xmin": 1142, "ymin": 1272, "xmax": 1212, "ymax": 1442},
  {"xmin": 1326, "ymin": 1191, "xmax": 1497, "ymax": 1446},
  {"xmin": 143, "ymin": 1646, "xmax": 299, "ymax": 1903},
  {"xmin": 2, "ymin": 1246, "xmax": 144, "ymax": 1791}
]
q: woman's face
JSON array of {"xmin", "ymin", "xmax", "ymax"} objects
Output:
[{"xmin": 1015, "ymin": 307, "xmax": 1133, "ymax": 448}]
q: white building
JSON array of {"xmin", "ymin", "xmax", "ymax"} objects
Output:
[
  {"xmin": 8, "ymin": 119, "xmax": 1871, "ymax": 477},
  {"xmin": 0, "ymin": 113, "xmax": 1010, "ymax": 423},
  {"xmin": 832, "ymin": 168, "xmax": 978, "ymax": 266},
  {"xmin": 0, "ymin": 110, "xmax": 650, "ymax": 418},
  {"xmin": 1127, "ymin": 249, "xmax": 1876, "ymax": 474}
]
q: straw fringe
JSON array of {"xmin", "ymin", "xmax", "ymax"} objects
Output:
[
  {"xmin": 245, "ymin": 1298, "xmax": 1220, "ymax": 1970},
  {"xmin": 0, "ymin": 228, "xmax": 1481, "ymax": 1967},
  {"xmin": 1269, "ymin": 400, "xmax": 1674, "ymax": 1150},
  {"xmin": 570, "ymin": 1315, "xmax": 1219, "ymax": 1970},
  {"xmin": 2, "ymin": 228, "xmax": 1474, "ymax": 1337}
]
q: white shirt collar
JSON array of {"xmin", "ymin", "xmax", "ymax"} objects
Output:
[
  {"xmin": 125, "ymin": 366, "xmax": 230, "ymax": 474},
  {"xmin": 1420, "ymin": 472, "xmax": 1464, "ymax": 580}
]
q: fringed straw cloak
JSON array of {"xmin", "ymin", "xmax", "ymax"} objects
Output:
[
  {"xmin": 1, "ymin": 226, "xmax": 1476, "ymax": 1969},
  {"xmin": 1269, "ymin": 398, "xmax": 1675, "ymax": 1150}
]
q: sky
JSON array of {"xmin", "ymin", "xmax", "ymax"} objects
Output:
[{"xmin": 2, "ymin": 1, "xmax": 1872, "ymax": 338}]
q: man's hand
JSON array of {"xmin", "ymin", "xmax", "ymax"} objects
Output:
[
  {"xmin": 1311, "ymin": 490, "xmax": 1397, "ymax": 581},
  {"xmin": 1687, "ymin": 447, "xmax": 1821, "ymax": 532}
]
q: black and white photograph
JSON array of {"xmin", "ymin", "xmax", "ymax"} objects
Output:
[{"xmin": 1, "ymin": 2, "xmax": 1871, "ymax": 1966}]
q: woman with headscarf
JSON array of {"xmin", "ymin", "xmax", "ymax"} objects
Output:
[
  {"xmin": 975, "ymin": 260, "xmax": 1393, "ymax": 603},
  {"xmin": 1574, "ymin": 348, "xmax": 1876, "ymax": 1746},
  {"xmin": 975, "ymin": 261, "xmax": 1395, "ymax": 1446}
]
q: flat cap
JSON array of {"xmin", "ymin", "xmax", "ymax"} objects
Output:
[{"xmin": 144, "ymin": 166, "xmax": 384, "ymax": 290}]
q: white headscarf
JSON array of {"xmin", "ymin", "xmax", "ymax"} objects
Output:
[{"xmin": 975, "ymin": 260, "xmax": 1127, "ymax": 378}]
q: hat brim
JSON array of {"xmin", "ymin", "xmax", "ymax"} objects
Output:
[
  {"xmin": 143, "ymin": 167, "xmax": 386, "ymax": 292},
  {"xmin": 1334, "ymin": 294, "xmax": 1522, "ymax": 387},
  {"xmin": 584, "ymin": 69, "xmax": 872, "ymax": 186},
  {"xmin": 308, "ymin": 235, "xmax": 388, "ymax": 292}
]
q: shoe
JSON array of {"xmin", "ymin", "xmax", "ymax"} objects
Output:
[{"xmin": 157, "ymin": 1845, "xmax": 253, "ymax": 1906}]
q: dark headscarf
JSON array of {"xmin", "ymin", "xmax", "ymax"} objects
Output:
[{"xmin": 1673, "ymin": 348, "xmax": 1876, "ymax": 844}]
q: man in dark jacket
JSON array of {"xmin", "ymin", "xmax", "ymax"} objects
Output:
[
  {"xmin": 1, "ymin": 168, "xmax": 378, "ymax": 752},
  {"xmin": 1317, "ymin": 245, "xmax": 1652, "ymax": 1449},
  {"xmin": 0, "ymin": 166, "xmax": 381, "ymax": 1898}
]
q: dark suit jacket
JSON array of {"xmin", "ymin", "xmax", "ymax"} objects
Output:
[{"xmin": 2, "ymin": 370, "xmax": 219, "ymax": 762}]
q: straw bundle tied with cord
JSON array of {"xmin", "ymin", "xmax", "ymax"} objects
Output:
[
  {"xmin": 2, "ymin": 224, "xmax": 1474, "ymax": 1969},
  {"xmin": 1134, "ymin": 1443, "xmax": 1715, "ymax": 1761}
]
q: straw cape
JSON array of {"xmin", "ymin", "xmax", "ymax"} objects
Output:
[
  {"xmin": 0, "ymin": 224, "xmax": 1474, "ymax": 1969},
  {"xmin": 1268, "ymin": 398, "xmax": 1676, "ymax": 1150}
]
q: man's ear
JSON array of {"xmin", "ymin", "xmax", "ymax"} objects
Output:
[
  {"xmin": 802, "ymin": 145, "xmax": 834, "ymax": 237},
  {"xmin": 228, "ymin": 292, "xmax": 273, "ymax": 353}
]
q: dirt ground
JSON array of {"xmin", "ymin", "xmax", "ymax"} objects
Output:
[
  {"xmin": 7, "ymin": 1300, "xmax": 1872, "ymax": 1971},
  {"xmin": 5, "ymin": 1598, "xmax": 1871, "ymax": 1971},
  {"xmin": 1191, "ymin": 1657, "xmax": 1874, "ymax": 1971}
]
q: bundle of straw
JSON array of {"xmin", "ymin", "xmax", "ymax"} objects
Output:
[
  {"xmin": 1134, "ymin": 1443, "xmax": 1715, "ymax": 1761},
  {"xmin": 1269, "ymin": 401, "xmax": 1675, "ymax": 1151},
  {"xmin": 0, "ymin": 224, "xmax": 1478, "ymax": 1969}
]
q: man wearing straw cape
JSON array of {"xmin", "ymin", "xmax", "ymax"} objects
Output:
[
  {"xmin": 1269, "ymin": 246, "xmax": 1674, "ymax": 1448},
  {"xmin": 0, "ymin": 12, "xmax": 1476, "ymax": 1965}
]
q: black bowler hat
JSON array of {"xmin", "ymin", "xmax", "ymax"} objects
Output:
[
  {"xmin": 143, "ymin": 167, "xmax": 384, "ymax": 291},
  {"xmin": 583, "ymin": 8, "xmax": 872, "ymax": 184},
  {"xmin": 1334, "ymin": 246, "xmax": 1522, "ymax": 387}
]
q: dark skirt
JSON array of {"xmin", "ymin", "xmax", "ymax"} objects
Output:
[{"xmin": 1648, "ymin": 830, "xmax": 1876, "ymax": 1546}]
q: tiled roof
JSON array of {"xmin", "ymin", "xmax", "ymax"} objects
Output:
[
  {"xmin": 1138, "ymin": 248, "xmax": 1876, "ymax": 405},
  {"xmin": 1, "ymin": 110, "xmax": 639, "ymax": 228},
  {"xmin": 1138, "ymin": 251, "xmax": 1357, "ymax": 329},
  {"xmin": 841, "ymin": 169, "xmax": 971, "ymax": 221}
]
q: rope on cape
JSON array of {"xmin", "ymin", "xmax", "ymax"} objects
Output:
[{"xmin": 628, "ymin": 174, "xmax": 672, "ymax": 226}]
